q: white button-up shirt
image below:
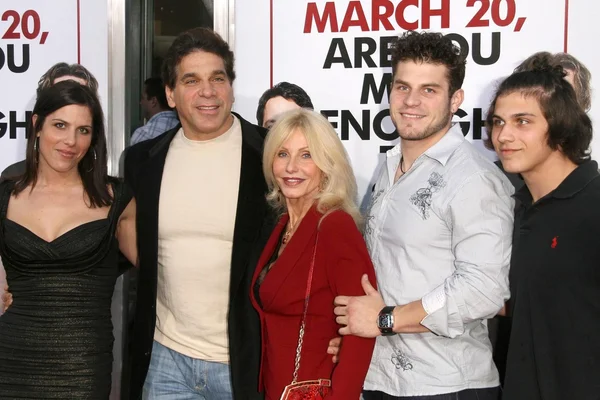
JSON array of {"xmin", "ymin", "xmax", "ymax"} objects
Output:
[{"xmin": 364, "ymin": 125, "xmax": 514, "ymax": 396}]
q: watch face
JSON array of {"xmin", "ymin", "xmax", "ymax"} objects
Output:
[{"xmin": 378, "ymin": 313, "xmax": 392, "ymax": 329}]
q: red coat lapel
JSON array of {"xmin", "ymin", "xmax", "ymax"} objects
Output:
[{"xmin": 252, "ymin": 207, "xmax": 321, "ymax": 311}]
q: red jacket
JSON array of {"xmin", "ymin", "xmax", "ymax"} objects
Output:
[{"xmin": 250, "ymin": 207, "xmax": 376, "ymax": 400}]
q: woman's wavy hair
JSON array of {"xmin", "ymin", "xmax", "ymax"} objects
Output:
[
  {"xmin": 14, "ymin": 81, "xmax": 111, "ymax": 207},
  {"xmin": 484, "ymin": 61, "xmax": 592, "ymax": 164},
  {"xmin": 262, "ymin": 109, "xmax": 362, "ymax": 227}
]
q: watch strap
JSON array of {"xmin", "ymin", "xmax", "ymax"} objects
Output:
[{"xmin": 378, "ymin": 305, "xmax": 395, "ymax": 336}]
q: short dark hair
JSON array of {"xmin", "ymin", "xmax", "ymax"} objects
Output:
[
  {"xmin": 391, "ymin": 31, "xmax": 466, "ymax": 96},
  {"xmin": 15, "ymin": 81, "xmax": 111, "ymax": 207},
  {"xmin": 144, "ymin": 77, "xmax": 171, "ymax": 110},
  {"xmin": 256, "ymin": 82, "xmax": 314, "ymax": 126},
  {"xmin": 484, "ymin": 64, "xmax": 592, "ymax": 164},
  {"xmin": 162, "ymin": 27, "xmax": 235, "ymax": 89},
  {"xmin": 514, "ymin": 51, "xmax": 592, "ymax": 112},
  {"xmin": 36, "ymin": 62, "xmax": 99, "ymax": 97}
]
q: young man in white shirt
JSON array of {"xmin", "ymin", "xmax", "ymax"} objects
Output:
[{"xmin": 334, "ymin": 31, "xmax": 514, "ymax": 400}]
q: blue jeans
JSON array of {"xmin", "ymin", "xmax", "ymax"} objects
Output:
[
  {"xmin": 363, "ymin": 387, "xmax": 500, "ymax": 400},
  {"xmin": 142, "ymin": 341, "xmax": 233, "ymax": 400}
]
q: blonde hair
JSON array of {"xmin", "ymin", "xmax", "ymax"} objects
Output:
[{"xmin": 262, "ymin": 109, "xmax": 362, "ymax": 227}]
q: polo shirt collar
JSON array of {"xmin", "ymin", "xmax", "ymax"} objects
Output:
[{"xmin": 514, "ymin": 160, "xmax": 599, "ymax": 205}]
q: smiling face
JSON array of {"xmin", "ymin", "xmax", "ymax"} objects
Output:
[
  {"xmin": 389, "ymin": 61, "xmax": 463, "ymax": 142},
  {"xmin": 272, "ymin": 128, "xmax": 323, "ymax": 203},
  {"xmin": 491, "ymin": 91, "xmax": 554, "ymax": 177},
  {"xmin": 166, "ymin": 50, "xmax": 234, "ymax": 141},
  {"xmin": 36, "ymin": 104, "xmax": 93, "ymax": 174}
]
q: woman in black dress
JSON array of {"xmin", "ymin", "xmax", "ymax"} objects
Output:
[{"xmin": 0, "ymin": 81, "xmax": 137, "ymax": 398}]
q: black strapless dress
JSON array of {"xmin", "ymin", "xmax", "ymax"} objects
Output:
[{"xmin": 0, "ymin": 179, "xmax": 131, "ymax": 399}]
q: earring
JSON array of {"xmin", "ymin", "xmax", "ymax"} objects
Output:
[
  {"xmin": 92, "ymin": 148, "xmax": 97, "ymax": 161},
  {"xmin": 33, "ymin": 137, "xmax": 40, "ymax": 163}
]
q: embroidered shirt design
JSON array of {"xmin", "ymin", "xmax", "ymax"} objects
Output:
[
  {"xmin": 365, "ymin": 189, "xmax": 384, "ymax": 237},
  {"xmin": 409, "ymin": 172, "xmax": 446, "ymax": 220},
  {"xmin": 551, "ymin": 236, "xmax": 558, "ymax": 248},
  {"xmin": 391, "ymin": 348, "xmax": 414, "ymax": 371}
]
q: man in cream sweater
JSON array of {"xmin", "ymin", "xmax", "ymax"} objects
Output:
[{"xmin": 125, "ymin": 28, "xmax": 273, "ymax": 400}]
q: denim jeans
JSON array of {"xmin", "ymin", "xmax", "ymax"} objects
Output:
[
  {"xmin": 363, "ymin": 386, "xmax": 501, "ymax": 400},
  {"xmin": 143, "ymin": 341, "xmax": 233, "ymax": 400}
]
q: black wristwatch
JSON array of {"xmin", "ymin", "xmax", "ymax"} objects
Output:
[{"xmin": 377, "ymin": 306, "xmax": 396, "ymax": 336}]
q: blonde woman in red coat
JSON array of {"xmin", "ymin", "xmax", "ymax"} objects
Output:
[{"xmin": 250, "ymin": 109, "xmax": 376, "ymax": 400}]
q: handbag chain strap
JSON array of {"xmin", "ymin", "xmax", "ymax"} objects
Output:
[{"xmin": 291, "ymin": 231, "xmax": 319, "ymax": 384}]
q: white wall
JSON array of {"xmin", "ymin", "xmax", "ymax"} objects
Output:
[{"xmin": 569, "ymin": 0, "xmax": 600, "ymax": 157}]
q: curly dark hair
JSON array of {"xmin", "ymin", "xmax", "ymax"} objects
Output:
[
  {"xmin": 484, "ymin": 63, "xmax": 592, "ymax": 164},
  {"xmin": 162, "ymin": 27, "xmax": 235, "ymax": 89},
  {"xmin": 391, "ymin": 30, "xmax": 466, "ymax": 96},
  {"xmin": 256, "ymin": 82, "xmax": 314, "ymax": 127}
]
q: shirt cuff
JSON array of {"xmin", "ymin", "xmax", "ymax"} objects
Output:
[{"xmin": 422, "ymin": 284, "xmax": 446, "ymax": 315}]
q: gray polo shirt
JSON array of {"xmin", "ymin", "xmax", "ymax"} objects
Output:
[{"xmin": 364, "ymin": 125, "xmax": 514, "ymax": 396}]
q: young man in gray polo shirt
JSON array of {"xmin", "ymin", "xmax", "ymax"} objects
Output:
[{"xmin": 334, "ymin": 31, "xmax": 514, "ymax": 399}]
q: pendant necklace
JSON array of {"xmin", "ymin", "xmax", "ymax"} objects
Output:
[{"xmin": 282, "ymin": 221, "xmax": 295, "ymax": 244}]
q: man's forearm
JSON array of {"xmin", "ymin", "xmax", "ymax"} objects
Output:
[{"xmin": 392, "ymin": 300, "xmax": 431, "ymax": 334}]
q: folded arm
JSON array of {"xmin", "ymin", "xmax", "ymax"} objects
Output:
[
  {"xmin": 335, "ymin": 173, "xmax": 513, "ymax": 338},
  {"xmin": 420, "ymin": 173, "xmax": 513, "ymax": 337}
]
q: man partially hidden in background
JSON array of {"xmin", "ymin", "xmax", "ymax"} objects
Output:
[
  {"xmin": 130, "ymin": 77, "xmax": 179, "ymax": 145},
  {"xmin": 255, "ymin": 81, "xmax": 313, "ymax": 129}
]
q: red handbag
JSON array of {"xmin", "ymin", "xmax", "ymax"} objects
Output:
[
  {"xmin": 280, "ymin": 232, "xmax": 332, "ymax": 400},
  {"xmin": 279, "ymin": 379, "xmax": 332, "ymax": 400}
]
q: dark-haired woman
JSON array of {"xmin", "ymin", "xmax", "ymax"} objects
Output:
[
  {"xmin": 487, "ymin": 65, "xmax": 600, "ymax": 400},
  {"xmin": 0, "ymin": 81, "xmax": 137, "ymax": 398}
]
